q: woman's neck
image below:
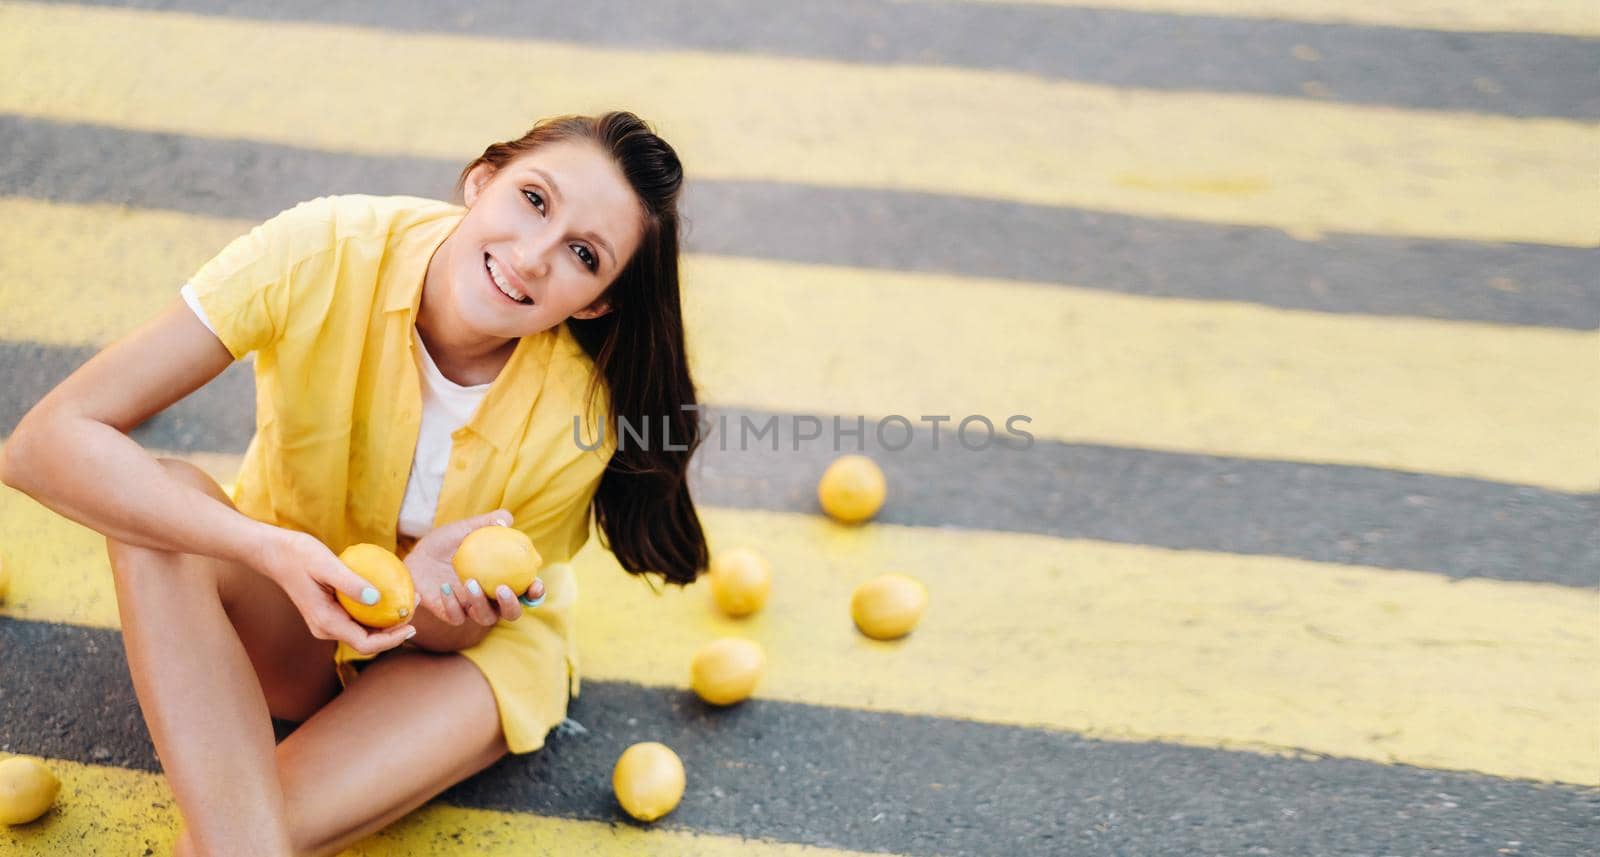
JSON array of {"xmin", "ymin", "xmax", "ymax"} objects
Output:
[
  {"xmin": 417, "ymin": 247, "xmax": 517, "ymax": 387},
  {"xmin": 415, "ymin": 318, "xmax": 515, "ymax": 387}
]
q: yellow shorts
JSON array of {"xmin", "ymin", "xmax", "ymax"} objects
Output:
[{"xmin": 333, "ymin": 562, "xmax": 581, "ymax": 754}]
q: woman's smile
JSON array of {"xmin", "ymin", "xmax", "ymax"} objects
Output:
[{"xmin": 484, "ymin": 253, "xmax": 533, "ymax": 306}]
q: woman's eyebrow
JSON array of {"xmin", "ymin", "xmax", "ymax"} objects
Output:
[{"xmin": 526, "ymin": 167, "xmax": 617, "ymax": 270}]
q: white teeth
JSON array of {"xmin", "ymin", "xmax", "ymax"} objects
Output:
[{"xmin": 485, "ymin": 257, "xmax": 529, "ymax": 304}]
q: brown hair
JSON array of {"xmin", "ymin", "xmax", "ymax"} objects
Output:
[{"xmin": 454, "ymin": 112, "xmax": 707, "ymax": 586}]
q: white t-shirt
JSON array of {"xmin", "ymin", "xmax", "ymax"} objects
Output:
[{"xmin": 181, "ymin": 283, "xmax": 486, "ymax": 539}]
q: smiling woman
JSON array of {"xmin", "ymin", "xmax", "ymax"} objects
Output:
[
  {"xmin": 443, "ymin": 116, "xmax": 710, "ymax": 586},
  {"xmin": 0, "ymin": 112, "xmax": 709, "ymax": 856}
]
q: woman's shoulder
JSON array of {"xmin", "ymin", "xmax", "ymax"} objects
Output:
[
  {"xmin": 540, "ymin": 324, "xmax": 616, "ymax": 457},
  {"xmin": 223, "ymin": 194, "xmax": 459, "ymax": 265},
  {"xmin": 546, "ymin": 324, "xmax": 604, "ymax": 402},
  {"xmin": 304, "ymin": 194, "xmax": 464, "ymax": 242}
]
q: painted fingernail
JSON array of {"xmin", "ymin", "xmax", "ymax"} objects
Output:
[
  {"xmin": 467, "ymin": 579, "xmax": 483, "ymax": 597},
  {"xmin": 519, "ymin": 594, "xmax": 546, "ymax": 609},
  {"xmin": 404, "ymin": 626, "xmax": 417, "ymax": 639},
  {"xmin": 496, "ymin": 585, "xmax": 514, "ymax": 601},
  {"xmin": 441, "ymin": 582, "xmax": 454, "ymax": 598},
  {"xmin": 360, "ymin": 586, "xmax": 380, "ymax": 605}
]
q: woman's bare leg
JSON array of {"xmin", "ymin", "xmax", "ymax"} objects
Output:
[
  {"xmin": 273, "ymin": 650, "xmax": 510, "ymax": 857},
  {"xmin": 108, "ymin": 458, "xmax": 339, "ymax": 856}
]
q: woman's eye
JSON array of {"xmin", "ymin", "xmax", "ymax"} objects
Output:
[
  {"xmin": 573, "ymin": 245, "xmax": 598, "ymax": 272},
  {"xmin": 523, "ymin": 189, "xmax": 545, "ymax": 213}
]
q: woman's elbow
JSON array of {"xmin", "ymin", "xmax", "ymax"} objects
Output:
[
  {"xmin": 0, "ymin": 424, "xmax": 35, "ymax": 491},
  {"xmin": 0, "ymin": 410, "xmax": 61, "ymax": 493}
]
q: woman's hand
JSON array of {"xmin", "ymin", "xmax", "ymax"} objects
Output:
[
  {"xmin": 406, "ymin": 510, "xmax": 547, "ymax": 628},
  {"xmin": 256, "ymin": 528, "xmax": 417, "ymax": 656}
]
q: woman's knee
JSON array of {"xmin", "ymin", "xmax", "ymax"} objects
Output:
[
  {"xmin": 105, "ymin": 458, "xmax": 233, "ymax": 592},
  {"xmin": 153, "ymin": 457, "xmax": 233, "ymax": 506}
]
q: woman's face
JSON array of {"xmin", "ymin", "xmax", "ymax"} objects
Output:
[{"xmin": 445, "ymin": 140, "xmax": 644, "ymax": 340}]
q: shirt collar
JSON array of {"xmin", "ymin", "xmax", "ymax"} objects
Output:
[{"xmin": 383, "ymin": 204, "xmax": 463, "ymax": 315}]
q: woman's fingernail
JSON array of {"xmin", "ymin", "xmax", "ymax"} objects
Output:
[
  {"xmin": 496, "ymin": 584, "xmax": 514, "ymax": 601},
  {"xmin": 441, "ymin": 582, "xmax": 454, "ymax": 598},
  {"xmin": 360, "ymin": 586, "xmax": 380, "ymax": 605},
  {"xmin": 519, "ymin": 594, "xmax": 546, "ymax": 609},
  {"xmin": 404, "ymin": 626, "xmax": 417, "ymax": 639},
  {"xmin": 467, "ymin": 579, "xmax": 483, "ymax": 597}
]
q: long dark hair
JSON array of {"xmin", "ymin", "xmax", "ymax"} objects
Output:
[{"xmin": 454, "ymin": 112, "xmax": 707, "ymax": 586}]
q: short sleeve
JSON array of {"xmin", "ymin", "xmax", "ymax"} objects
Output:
[
  {"xmin": 184, "ymin": 197, "xmax": 339, "ymax": 360},
  {"xmin": 179, "ymin": 282, "xmax": 217, "ymax": 337}
]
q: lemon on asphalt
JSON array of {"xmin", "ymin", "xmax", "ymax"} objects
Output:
[
  {"xmin": 817, "ymin": 454, "xmax": 886, "ymax": 524},
  {"xmin": 0, "ymin": 756, "xmax": 60, "ymax": 825},
  {"xmin": 707, "ymin": 547, "xmax": 772, "ymax": 618},
  {"xmin": 335, "ymin": 543, "xmax": 415, "ymax": 628},
  {"xmin": 453, "ymin": 525, "xmax": 543, "ymax": 596},
  {"xmin": 690, "ymin": 638, "xmax": 766, "ymax": 706},
  {"xmin": 612, "ymin": 742, "xmax": 686, "ymax": 822},
  {"xmin": 851, "ymin": 573, "xmax": 928, "ymax": 640}
]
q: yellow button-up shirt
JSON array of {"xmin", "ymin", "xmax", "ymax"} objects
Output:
[{"xmin": 186, "ymin": 194, "xmax": 616, "ymax": 752}]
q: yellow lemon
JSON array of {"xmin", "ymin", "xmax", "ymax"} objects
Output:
[
  {"xmin": 817, "ymin": 454, "xmax": 886, "ymax": 524},
  {"xmin": 0, "ymin": 553, "xmax": 9, "ymax": 603},
  {"xmin": 690, "ymin": 638, "xmax": 765, "ymax": 706},
  {"xmin": 707, "ymin": 548, "xmax": 771, "ymax": 618},
  {"xmin": 612, "ymin": 742, "xmax": 685, "ymax": 822},
  {"xmin": 0, "ymin": 756, "xmax": 59, "ymax": 825},
  {"xmin": 851, "ymin": 574, "xmax": 928, "ymax": 640},
  {"xmin": 335, "ymin": 543, "xmax": 415, "ymax": 628},
  {"xmin": 453, "ymin": 526, "xmax": 542, "ymax": 596}
]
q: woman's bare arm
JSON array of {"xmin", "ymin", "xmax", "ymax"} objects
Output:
[
  {"xmin": 0, "ymin": 299, "xmax": 279, "ymax": 566},
  {"xmin": 3, "ymin": 298, "xmax": 413, "ymax": 655}
]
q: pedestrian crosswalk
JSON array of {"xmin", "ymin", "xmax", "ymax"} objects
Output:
[{"xmin": 1, "ymin": 0, "xmax": 1595, "ymax": 853}]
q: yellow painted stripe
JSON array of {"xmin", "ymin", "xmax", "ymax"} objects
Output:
[
  {"xmin": 0, "ymin": 757, "xmax": 873, "ymax": 856},
  {"xmin": 0, "ymin": 200, "xmax": 245, "ymax": 348},
  {"xmin": 685, "ymin": 255, "xmax": 1600, "ymax": 493},
  {"xmin": 5, "ymin": 455, "xmax": 1596, "ymax": 785},
  {"xmin": 915, "ymin": 0, "xmax": 1600, "ymax": 37},
  {"xmin": 6, "ymin": 199, "xmax": 1598, "ymax": 491},
  {"xmin": 2, "ymin": 3, "xmax": 1596, "ymax": 246}
]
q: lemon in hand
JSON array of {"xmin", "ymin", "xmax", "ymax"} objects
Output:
[
  {"xmin": 0, "ymin": 756, "xmax": 60, "ymax": 825},
  {"xmin": 690, "ymin": 638, "xmax": 765, "ymax": 706},
  {"xmin": 453, "ymin": 525, "xmax": 543, "ymax": 596},
  {"xmin": 707, "ymin": 548, "xmax": 771, "ymax": 618},
  {"xmin": 612, "ymin": 742, "xmax": 685, "ymax": 822},
  {"xmin": 335, "ymin": 544, "xmax": 415, "ymax": 628},
  {"xmin": 817, "ymin": 454, "xmax": 886, "ymax": 524},
  {"xmin": 851, "ymin": 573, "xmax": 928, "ymax": 640}
]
